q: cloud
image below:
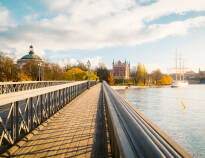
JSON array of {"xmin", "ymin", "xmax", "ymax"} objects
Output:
[
  {"xmin": 58, "ymin": 56, "xmax": 102, "ymax": 68},
  {"xmin": 0, "ymin": 4, "xmax": 10, "ymax": 31},
  {"xmin": 0, "ymin": 0, "xmax": 205, "ymax": 60}
]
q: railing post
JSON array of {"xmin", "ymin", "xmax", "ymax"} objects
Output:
[
  {"xmin": 48, "ymin": 92, "xmax": 51, "ymax": 117},
  {"xmin": 15, "ymin": 101, "xmax": 19, "ymax": 141},
  {"xmin": 69, "ymin": 87, "xmax": 71, "ymax": 102},
  {"xmin": 58, "ymin": 90, "xmax": 61, "ymax": 109},
  {"xmin": 40, "ymin": 95, "xmax": 43, "ymax": 123},
  {"xmin": 71, "ymin": 86, "xmax": 73, "ymax": 99},
  {"xmin": 75, "ymin": 86, "xmax": 77, "ymax": 98},
  {"xmin": 63, "ymin": 88, "xmax": 65, "ymax": 106},
  {"xmin": 54, "ymin": 91, "xmax": 56, "ymax": 112},
  {"xmin": 26, "ymin": 99, "xmax": 29, "ymax": 131},
  {"xmin": 30, "ymin": 97, "xmax": 33, "ymax": 130},
  {"xmin": 10, "ymin": 103, "xmax": 15, "ymax": 143},
  {"xmin": 66, "ymin": 88, "xmax": 68, "ymax": 104}
]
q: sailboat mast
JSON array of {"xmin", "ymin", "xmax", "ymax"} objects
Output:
[
  {"xmin": 179, "ymin": 54, "xmax": 182, "ymax": 81},
  {"xmin": 183, "ymin": 60, "xmax": 185, "ymax": 81},
  {"xmin": 176, "ymin": 52, "xmax": 178, "ymax": 81}
]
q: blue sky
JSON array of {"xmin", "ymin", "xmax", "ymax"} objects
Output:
[{"xmin": 0, "ymin": 0, "xmax": 205, "ymax": 73}]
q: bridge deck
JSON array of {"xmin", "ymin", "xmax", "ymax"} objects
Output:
[{"xmin": 3, "ymin": 84, "xmax": 108, "ymax": 158}]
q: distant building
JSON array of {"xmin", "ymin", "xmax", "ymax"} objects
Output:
[
  {"xmin": 17, "ymin": 45, "xmax": 44, "ymax": 68},
  {"xmin": 113, "ymin": 60, "xmax": 130, "ymax": 79}
]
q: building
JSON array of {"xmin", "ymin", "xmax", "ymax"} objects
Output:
[
  {"xmin": 17, "ymin": 45, "xmax": 44, "ymax": 68},
  {"xmin": 113, "ymin": 60, "xmax": 130, "ymax": 79}
]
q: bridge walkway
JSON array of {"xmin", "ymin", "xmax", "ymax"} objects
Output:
[{"xmin": 3, "ymin": 84, "xmax": 108, "ymax": 158}]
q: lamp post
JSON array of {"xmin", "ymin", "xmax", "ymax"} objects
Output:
[
  {"xmin": 87, "ymin": 60, "xmax": 91, "ymax": 88},
  {"xmin": 42, "ymin": 63, "xmax": 44, "ymax": 81},
  {"xmin": 72, "ymin": 72, "xmax": 75, "ymax": 81},
  {"xmin": 38, "ymin": 62, "xmax": 42, "ymax": 81}
]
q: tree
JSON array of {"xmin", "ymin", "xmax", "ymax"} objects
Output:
[
  {"xmin": 63, "ymin": 64, "xmax": 72, "ymax": 72},
  {"xmin": 151, "ymin": 69, "xmax": 163, "ymax": 85},
  {"xmin": 108, "ymin": 73, "xmax": 115, "ymax": 85},
  {"xmin": 18, "ymin": 73, "xmax": 32, "ymax": 81},
  {"xmin": 63, "ymin": 68, "xmax": 86, "ymax": 81},
  {"xmin": 135, "ymin": 63, "xmax": 147, "ymax": 85},
  {"xmin": 49, "ymin": 63, "xmax": 63, "ymax": 80},
  {"xmin": 95, "ymin": 63, "xmax": 110, "ymax": 82},
  {"xmin": 0, "ymin": 54, "xmax": 18, "ymax": 81},
  {"xmin": 158, "ymin": 75, "xmax": 172, "ymax": 85},
  {"xmin": 21, "ymin": 61, "xmax": 39, "ymax": 80},
  {"xmin": 62, "ymin": 68, "xmax": 98, "ymax": 81},
  {"xmin": 76, "ymin": 62, "xmax": 87, "ymax": 71}
]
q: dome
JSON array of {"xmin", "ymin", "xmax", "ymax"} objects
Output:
[
  {"xmin": 21, "ymin": 54, "xmax": 41, "ymax": 60},
  {"xmin": 21, "ymin": 45, "xmax": 42, "ymax": 60}
]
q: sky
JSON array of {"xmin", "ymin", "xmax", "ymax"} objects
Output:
[{"xmin": 0, "ymin": 0, "xmax": 205, "ymax": 73}]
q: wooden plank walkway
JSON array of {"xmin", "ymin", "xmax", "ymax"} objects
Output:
[{"xmin": 3, "ymin": 84, "xmax": 108, "ymax": 158}]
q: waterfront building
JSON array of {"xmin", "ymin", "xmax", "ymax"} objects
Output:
[
  {"xmin": 112, "ymin": 60, "xmax": 130, "ymax": 79},
  {"xmin": 17, "ymin": 45, "xmax": 44, "ymax": 68}
]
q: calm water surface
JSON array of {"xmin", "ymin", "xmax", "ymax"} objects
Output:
[{"xmin": 117, "ymin": 85, "xmax": 205, "ymax": 158}]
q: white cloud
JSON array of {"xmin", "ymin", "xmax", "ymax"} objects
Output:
[
  {"xmin": 58, "ymin": 58, "xmax": 78, "ymax": 67},
  {"xmin": 0, "ymin": 4, "xmax": 10, "ymax": 31},
  {"xmin": 58, "ymin": 56, "xmax": 102, "ymax": 68},
  {"xmin": 80, "ymin": 56, "xmax": 102, "ymax": 68},
  {"xmin": 0, "ymin": 0, "xmax": 205, "ymax": 59}
]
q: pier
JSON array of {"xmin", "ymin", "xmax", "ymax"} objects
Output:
[{"xmin": 0, "ymin": 81, "xmax": 192, "ymax": 158}]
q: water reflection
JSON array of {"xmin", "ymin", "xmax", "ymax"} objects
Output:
[{"xmin": 117, "ymin": 85, "xmax": 205, "ymax": 158}]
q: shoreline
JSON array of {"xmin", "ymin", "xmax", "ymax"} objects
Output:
[{"xmin": 111, "ymin": 85, "xmax": 171, "ymax": 90}]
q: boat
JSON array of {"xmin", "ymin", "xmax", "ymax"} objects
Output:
[
  {"xmin": 171, "ymin": 80, "xmax": 188, "ymax": 88},
  {"xmin": 171, "ymin": 52, "xmax": 188, "ymax": 88}
]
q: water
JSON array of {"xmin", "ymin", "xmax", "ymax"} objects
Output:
[{"xmin": 117, "ymin": 85, "xmax": 205, "ymax": 158}]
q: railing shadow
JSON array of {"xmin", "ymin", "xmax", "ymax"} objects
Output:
[{"xmin": 91, "ymin": 85, "xmax": 109, "ymax": 158}]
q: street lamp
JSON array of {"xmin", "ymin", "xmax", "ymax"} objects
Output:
[
  {"xmin": 38, "ymin": 62, "xmax": 42, "ymax": 81},
  {"xmin": 87, "ymin": 60, "xmax": 91, "ymax": 88},
  {"xmin": 72, "ymin": 72, "xmax": 75, "ymax": 81}
]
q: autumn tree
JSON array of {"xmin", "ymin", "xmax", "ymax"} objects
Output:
[
  {"xmin": 108, "ymin": 73, "xmax": 115, "ymax": 85},
  {"xmin": 0, "ymin": 54, "xmax": 18, "ymax": 81},
  {"xmin": 151, "ymin": 69, "xmax": 163, "ymax": 85},
  {"xmin": 95, "ymin": 63, "xmax": 110, "ymax": 82},
  {"xmin": 18, "ymin": 73, "xmax": 32, "ymax": 81},
  {"xmin": 63, "ymin": 68, "xmax": 86, "ymax": 81},
  {"xmin": 135, "ymin": 63, "xmax": 147, "ymax": 85},
  {"xmin": 49, "ymin": 63, "xmax": 63, "ymax": 80},
  {"xmin": 158, "ymin": 75, "xmax": 172, "ymax": 85},
  {"xmin": 86, "ymin": 71, "xmax": 99, "ymax": 81},
  {"xmin": 76, "ymin": 62, "xmax": 87, "ymax": 71},
  {"xmin": 63, "ymin": 68, "xmax": 98, "ymax": 81},
  {"xmin": 21, "ymin": 61, "xmax": 39, "ymax": 80},
  {"xmin": 63, "ymin": 64, "xmax": 72, "ymax": 72}
]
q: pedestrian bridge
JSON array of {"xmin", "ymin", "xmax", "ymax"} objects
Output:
[{"xmin": 0, "ymin": 81, "xmax": 192, "ymax": 157}]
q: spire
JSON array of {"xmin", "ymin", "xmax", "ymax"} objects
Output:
[
  {"xmin": 29, "ymin": 45, "xmax": 34, "ymax": 55},
  {"xmin": 113, "ymin": 59, "xmax": 114, "ymax": 65}
]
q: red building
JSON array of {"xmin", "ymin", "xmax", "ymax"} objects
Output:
[{"xmin": 113, "ymin": 60, "xmax": 130, "ymax": 79}]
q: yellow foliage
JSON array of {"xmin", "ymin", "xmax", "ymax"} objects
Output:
[
  {"xmin": 62, "ymin": 68, "xmax": 99, "ymax": 81},
  {"xmin": 18, "ymin": 73, "xmax": 32, "ymax": 81},
  {"xmin": 158, "ymin": 75, "xmax": 172, "ymax": 85},
  {"xmin": 87, "ymin": 71, "xmax": 99, "ymax": 81},
  {"xmin": 108, "ymin": 73, "xmax": 115, "ymax": 85}
]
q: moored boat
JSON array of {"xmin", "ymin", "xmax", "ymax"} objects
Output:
[{"xmin": 171, "ymin": 80, "xmax": 188, "ymax": 88}]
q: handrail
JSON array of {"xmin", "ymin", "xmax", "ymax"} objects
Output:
[
  {"xmin": 0, "ymin": 81, "xmax": 70, "ymax": 85},
  {"xmin": 0, "ymin": 81, "xmax": 73, "ymax": 94},
  {"xmin": 102, "ymin": 81, "xmax": 192, "ymax": 158},
  {"xmin": 0, "ymin": 81, "xmax": 98, "ymax": 152}
]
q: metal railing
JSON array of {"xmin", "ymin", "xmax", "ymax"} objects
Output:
[
  {"xmin": 0, "ymin": 81, "xmax": 98, "ymax": 152},
  {"xmin": 102, "ymin": 81, "xmax": 192, "ymax": 158},
  {"xmin": 0, "ymin": 81, "xmax": 73, "ymax": 94}
]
